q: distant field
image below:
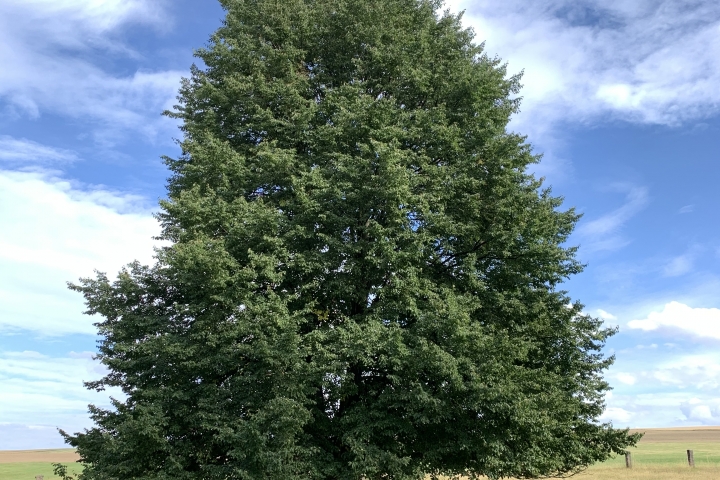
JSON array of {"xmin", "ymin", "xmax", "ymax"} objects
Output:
[
  {"xmin": 0, "ymin": 449, "xmax": 79, "ymax": 463},
  {"xmin": 0, "ymin": 449, "xmax": 80, "ymax": 479},
  {"xmin": 2, "ymin": 428, "xmax": 719, "ymax": 480},
  {"xmin": 629, "ymin": 426, "xmax": 720, "ymax": 444}
]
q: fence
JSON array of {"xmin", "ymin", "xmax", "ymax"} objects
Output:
[{"xmin": 624, "ymin": 449, "xmax": 697, "ymax": 468}]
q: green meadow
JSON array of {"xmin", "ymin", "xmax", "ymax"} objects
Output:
[
  {"xmin": 601, "ymin": 442, "xmax": 720, "ymax": 466},
  {"xmin": 0, "ymin": 461, "xmax": 81, "ymax": 480}
]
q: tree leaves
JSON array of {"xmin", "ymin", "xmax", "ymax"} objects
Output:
[{"xmin": 62, "ymin": 0, "xmax": 640, "ymax": 478}]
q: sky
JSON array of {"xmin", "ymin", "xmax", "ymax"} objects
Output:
[{"xmin": 1, "ymin": 0, "xmax": 719, "ymax": 450}]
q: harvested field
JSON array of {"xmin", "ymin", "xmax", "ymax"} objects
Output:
[
  {"xmin": 629, "ymin": 426, "xmax": 720, "ymax": 443},
  {"xmin": 0, "ymin": 449, "xmax": 79, "ymax": 464}
]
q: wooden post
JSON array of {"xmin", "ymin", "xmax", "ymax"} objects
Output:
[
  {"xmin": 625, "ymin": 451, "xmax": 633, "ymax": 468},
  {"xmin": 35, "ymin": 476, "xmax": 44, "ymax": 480},
  {"xmin": 687, "ymin": 449, "xmax": 695, "ymax": 467}
]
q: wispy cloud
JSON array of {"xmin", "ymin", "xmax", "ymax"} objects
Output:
[
  {"xmin": 576, "ymin": 184, "xmax": 648, "ymax": 252},
  {"xmin": 0, "ymin": 135, "xmax": 78, "ymax": 165},
  {"xmin": 446, "ymin": 0, "xmax": 720, "ymax": 135},
  {"xmin": 662, "ymin": 250, "xmax": 697, "ymax": 277},
  {"xmin": 1, "ymin": 0, "xmax": 168, "ymax": 40},
  {"xmin": 0, "ymin": 0, "xmax": 181, "ymax": 144},
  {"xmin": 679, "ymin": 205, "xmax": 694, "ymax": 214}
]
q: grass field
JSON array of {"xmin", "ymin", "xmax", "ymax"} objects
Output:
[
  {"xmin": 0, "ymin": 449, "xmax": 81, "ymax": 479},
  {"xmin": 0, "ymin": 461, "xmax": 82, "ymax": 480},
  {"xmin": 571, "ymin": 427, "xmax": 720, "ymax": 480},
  {"xmin": 2, "ymin": 428, "xmax": 719, "ymax": 479}
]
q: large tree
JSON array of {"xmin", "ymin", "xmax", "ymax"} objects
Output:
[{"xmin": 61, "ymin": 0, "xmax": 638, "ymax": 478}]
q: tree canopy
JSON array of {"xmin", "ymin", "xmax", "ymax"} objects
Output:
[{"xmin": 61, "ymin": 0, "xmax": 639, "ymax": 478}]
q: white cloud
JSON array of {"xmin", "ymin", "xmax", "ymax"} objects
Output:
[
  {"xmin": 0, "ymin": 349, "xmax": 120, "ymax": 449},
  {"xmin": 0, "ymin": 169, "xmax": 161, "ymax": 335},
  {"xmin": 628, "ymin": 302, "xmax": 720, "ymax": 340},
  {"xmin": 616, "ymin": 373, "xmax": 637, "ymax": 385},
  {"xmin": 596, "ymin": 309, "xmax": 617, "ymax": 320},
  {"xmin": 0, "ymin": 0, "xmax": 181, "ymax": 143},
  {"xmin": 599, "ymin": 407, "xmax": 634, "ymax": 425},
  {"xmin": 680, "ymin": 398, "xmax": 720, "ymax": 423},
  {"xmin": 575, "ymin": 184, "xmax": 648, "ymax": 252},
  {"xmin": 445, "ymin": 0, "xmax": 720, "ymax": 131}
]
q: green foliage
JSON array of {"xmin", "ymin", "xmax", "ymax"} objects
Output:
[
  {"xmin": 53, "ymin": 462, "xmax": 79, "ymax": 480},
  {"xmin": 62, "ymin": 0, "xmax": 639, "ymax": 478}
]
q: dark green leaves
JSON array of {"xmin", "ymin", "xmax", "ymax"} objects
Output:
[{"xmin": 64, "ymin": 1, "xmax": 639, "ymax": 478}]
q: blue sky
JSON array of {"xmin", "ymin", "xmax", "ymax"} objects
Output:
[{"xmin": 1, "ymin": 0, "xmax": 719, "ymax": 449}]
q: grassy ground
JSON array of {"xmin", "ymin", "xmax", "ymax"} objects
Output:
[
  {"xmin": 576, "ymin": 437, "xmax": 720, "ymax": 480},
  {"xmin": 598, "ymin": 443, "xmax": 720, "ymax": 466},
  {"xmin": 0, "ymin": 461, "xmax": 82, "ymax": 479},
  {"xmin": 573, "ymin": 430, "xmax": 720, "ymax": 480},
  {"xmin": 434, "ymin": 434, "xmax": 720, "ymax": 479},
  {"xmin": 437, "ymin": 428, "xmax": 720, "ymax": 479},
  {"xmin": 0, "ymin": 449, "xmax": 80, "ymax": 480},
  {"xmin": 1, "ymin": 428, "xmax": 719, "ymax": 479}
]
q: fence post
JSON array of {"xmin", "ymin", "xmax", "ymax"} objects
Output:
[
  {"xmin": 687, "ymin": 449, "xmax": 695, "ymax": 467},
  {"xmin": 625, "ymin": 451, "xmax": 633, "ymax": 468}
]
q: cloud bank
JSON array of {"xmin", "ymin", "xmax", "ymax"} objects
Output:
[
  {"xmin": 628, "ymin": 302, "xmax": 720, "ymax": 340},
  {"xmin": 0, "ymin": 350, "xmax": 120, "ymax": 449},
  {"xmin": 0, "ymin": 168, "xmax": 161, "ymax": 335},
  {"xmin": 602, "ymin": 349, "xmax": 720, "ymax": 427}
]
